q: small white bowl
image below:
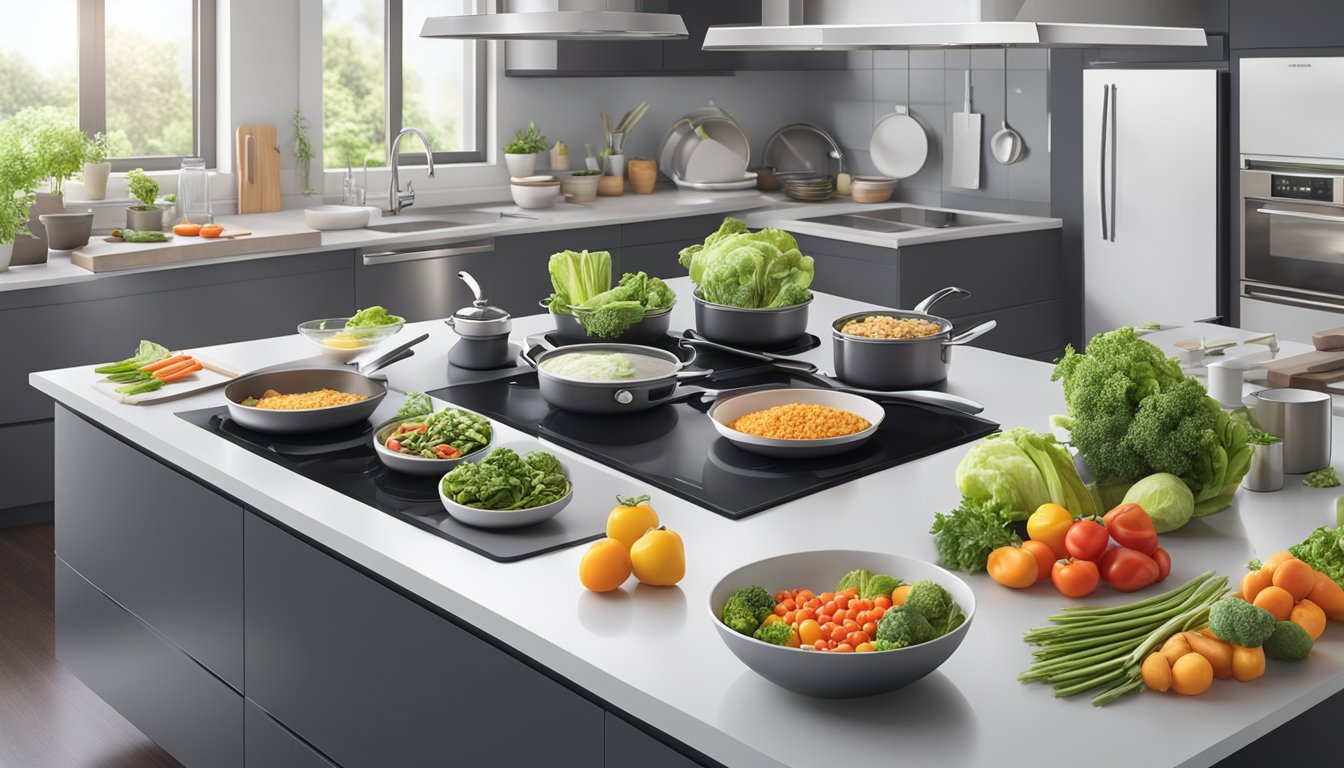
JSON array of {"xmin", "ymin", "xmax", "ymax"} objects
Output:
[
  {"xmin": 707, "ymin": 388, "xmax": 885, "ymax": 458},
  {"xmin": 511, "ymin": 181, "xmax": 561, "ymax": 210},
  {"xmin": 372, "ymin": 415, "xmax": 493, "ymax": 476},
  {"xmin": 304, "ymin": 205, "xmax": 372, "ymax": 231},
  {"xmin": 437, "ymin": 444, "xmax": 573, "ymax": 528}
]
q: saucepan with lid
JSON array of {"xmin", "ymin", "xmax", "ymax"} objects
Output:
[
  {"xmin": 521, "ymin": 337, "xmax": 709, "ymax": 415},
  {"xmin": 832, "ymin": 287, "xmax": 996, "ymax": 390},
  {"xmin": 446, "ymin": 271, "xmax": 514, "ymax": 370}
]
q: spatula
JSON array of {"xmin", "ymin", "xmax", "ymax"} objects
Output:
[{"xmin": 951, "ymin": 69, "xmax": 982, "ymax": 189}]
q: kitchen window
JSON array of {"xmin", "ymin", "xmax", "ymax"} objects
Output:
[
  {"xmin": 0, "ymin": 0, "xmax": 216, "ymax": 170},
  {"xmin": 322, "ymin": 0, "xmax": 486, "ymax": 169}
]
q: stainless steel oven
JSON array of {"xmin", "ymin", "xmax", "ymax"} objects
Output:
[{"xmin": 1242, "ymin": 166, "xmax": 1344, "ymax": 310}]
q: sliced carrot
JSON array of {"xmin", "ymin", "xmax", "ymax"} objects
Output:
[
  {"xmin": 139, "ymin": 354, "xmax": 190, "ymax": 372},
  {"xmin": 157, "ymin": 362, "xmax": 203, "ymax": 383},
  {"xmin": 152, "ymin": 359, "xmax": 200, "ymax": 379}
]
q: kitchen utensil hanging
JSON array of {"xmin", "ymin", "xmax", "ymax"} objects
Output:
[
  {"xmin": 871, "ymin": 63, "xmax": 928, "ymax": 180},
  {"xmin": 990, "ymin": 50, "xmax": 1025, "ymax": 165},
  {"xmin": 950, "ymin": 64, "xmax": 982, "ymax": 189}
]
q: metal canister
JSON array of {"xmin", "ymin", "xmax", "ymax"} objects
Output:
[
  {"xmin": 1250, "ymin": 388, "xmax": 1332, "ymax": 474},
  {"xmin": 1243, "ymin": 441, "xmax": 1285, "ymax": 492}
]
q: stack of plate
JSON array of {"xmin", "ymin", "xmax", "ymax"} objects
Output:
[
  {"xmin": 659, "ymin": 103, "xmax": 751, "ymax": 186},
  {"xmin": 783, "ymin": 176, "xmax": 834, "ymax": 202}
]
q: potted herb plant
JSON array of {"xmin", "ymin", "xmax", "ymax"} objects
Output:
[
  {"xmin": 82, "ymin": 132, "xmax": 112, "ymax": 201},
  {"xmin": 291, "ymin": 108, "xmax": 315, "ymax": 196},
  {"xmin": 0, "ymin": 124, "xmax": 38, "ymax": 272},
  {"xmin": 11, "ymin": 107, "xmax": 86, "ymax": 265},
  {"xmin": 125, "ymin": 169, "xmax": 164, "ymax": 231},
  {"xmin": 503, "ymin": 122, "xmax": 547, "ymax": 178}
]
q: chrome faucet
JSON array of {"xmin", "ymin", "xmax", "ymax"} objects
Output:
[{"xmin": 388, "ymin": 127, "xmax": 436, "ymax": 215}]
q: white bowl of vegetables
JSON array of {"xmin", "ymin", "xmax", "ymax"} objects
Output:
[
  {"xmin": 437, "ymin": 443, "xmax": 573, "ymax": 529},
  {"xmin": 372, "ymin": 405, "xmax": 493, "ymax": 476}
]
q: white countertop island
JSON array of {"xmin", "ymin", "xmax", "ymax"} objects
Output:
[{"xmin": 30, "ymin": 283, "xmax": 1337, "ymax": 768}]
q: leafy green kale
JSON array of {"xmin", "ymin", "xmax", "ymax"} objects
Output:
[
  {"xmin": 1051, "ymin": 327, "xmax": 1251, "ymax": 517},
  {"xmin": 678, "ymin": 217, "xmax": 814, "ymax": 309},
  {"xmin": 440, "ymin": 447, "xmax": 570, "ymax": 511},
  {"xmin": 1288, "ymin": 526, "xmax": 1344, "ymax": 588},
  {"xmin": 930, "ymin": 499, "xmax": 1022, "ymax": 574},
  {"xmin": 1304, "ymin": 467, "xmax": 1341, "ymax": 488},
  {"xmin": 720, "ymin": 585, "xmax": 774, "ymax": 636}
]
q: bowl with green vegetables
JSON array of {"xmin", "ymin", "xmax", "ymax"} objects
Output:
[
  {"xmin": 437, "ymin": 443, "xmax": 573, "ymax": 528},
  {"xmin": 542, "ymin": 249, "xmax": 678, "ymax": 344},
  {"xmin": 372, "ymin": 402, "xmax": 494, "ymax": 476}
]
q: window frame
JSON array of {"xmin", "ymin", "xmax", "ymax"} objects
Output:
[
  {"xmin": 383, "ymin": 0, "xmax": 488, "ymax": 167},
  {"xmin": 76, "ymin": 0, "xmax": 216, "ymax": 171}
]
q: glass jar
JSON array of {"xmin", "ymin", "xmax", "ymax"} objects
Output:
[{"xmin": 176, "ymin": 157, "xmax": 212, "ymax": 226}]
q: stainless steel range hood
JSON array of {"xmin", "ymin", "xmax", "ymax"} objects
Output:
[
  {"xmin": 422, "ymin": 0, "xmax": 687, "ymax": 41},
  {"xmin": 703, "ymin": 0, "xmax": 1209, "ymax": 50}
]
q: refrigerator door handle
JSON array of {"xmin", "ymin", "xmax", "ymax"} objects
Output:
[
  {"xmin": 1099, "ymin": 83, "xmax": 1109, "ymax": 241},
  {"xmin": 1109, "ymin": 84, "xmax": 1118, "ymax": 243}
]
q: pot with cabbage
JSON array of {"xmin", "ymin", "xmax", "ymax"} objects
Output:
[{"xmin": 523, "ymin": 339, "xmax": 708, "ymax": 415}]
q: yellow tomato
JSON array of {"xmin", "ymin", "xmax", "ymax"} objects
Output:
[
  {"xmin": 578, "ymin": 538, "xmax": 631, "ymax": 592},
  {"xmin": 606, "ymin": 494, "xmax": 659, "ymax": 549},
  {"xmin": 1026, "ymin": 503, "xmax": 1074, "ymax": 558},
  {"xmin": 987, "ymin": 546, "xmax": 1039, "ymax": 589},
  {"xmin": 891, "ymin": 584, "xmax": 913, "ymax": 606},
  {"xmin": 629, "ymin": 526, "xmax": 685, "ymax": 586}
]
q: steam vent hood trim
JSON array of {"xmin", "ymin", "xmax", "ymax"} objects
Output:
[{"xmin": 420, "ymin": 11, "xmax": 688, "ymax": 41}]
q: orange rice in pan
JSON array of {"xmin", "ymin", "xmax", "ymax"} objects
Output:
[{"xmin": 728, "ymin": 403, "xmax": 871, "ymax": 440}]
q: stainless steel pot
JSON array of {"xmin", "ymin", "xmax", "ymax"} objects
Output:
[
  {"xmin": 522, "ymin": 339, "xmax": 708, "ymax": 415},
  {"xmin": 832, "ymin": 287, "xmax": 996, "ymax": 390},
  {"xmin": 447, "ymin": 271, "xmax": 513, "ymax": 370},
  {"xmin": 693, "ymin": 289, "xmax": 811, "ymax": 349},
  {"xmin": 542, "ymin": 299, "xmax": 674, "ymax": 345}
]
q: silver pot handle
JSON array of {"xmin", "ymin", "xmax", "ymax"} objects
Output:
[
  {"xmin": 880, "ymin": 389, "xmax": 984, "ymax": 415},
  {"xmin": 943, "ymin": 320, "xmax": 996, "ymax": 347},
  {"xmin": 458, "ymin": 271, "xmax": 485, "ymax": 303},
  {"xmin": 914, "ymin": 287, "xmax": 970, "ymax": 314}
]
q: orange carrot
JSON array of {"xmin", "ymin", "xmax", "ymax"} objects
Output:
[
  {"xmin": 152, "ymin": 359, "xmax": 199, "ymax": 379},
  {"xmin": 139, "ymin": 354, "xmax": 190, "ymax": 372},
  {"xmin": 157, "ymin": 362, "xmax": 203, "ymax": 383}
]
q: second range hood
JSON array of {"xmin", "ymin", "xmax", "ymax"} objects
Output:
[{"xmin": 703, "ymin": 0, "xmax": 1209, "ymax": 50}]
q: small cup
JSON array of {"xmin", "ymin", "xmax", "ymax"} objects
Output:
[
  {"xmin": 1243, "ymin": 441, "xmax": 1285, "ymax": 492},
  {"xmin": 1250, "ymin": 388, "xmax": 1332, "ymax": 474}
]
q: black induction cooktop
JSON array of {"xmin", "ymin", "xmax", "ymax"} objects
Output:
[{"xmin": 428, "ymin": 366, "xmax": 997, "ymax": 520}]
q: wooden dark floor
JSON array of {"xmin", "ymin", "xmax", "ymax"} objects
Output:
[{"xmin": 0, "ymin": 523, "xmax": 182, "ymax": 768}]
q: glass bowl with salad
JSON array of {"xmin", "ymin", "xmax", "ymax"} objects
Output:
[
  {"xmin": 299, "ymin": 305, "xmax": 405, "ymax": 362},
  {"xmin": 372, "ymin": 397, "xmax": 494, "ymax": 476}
]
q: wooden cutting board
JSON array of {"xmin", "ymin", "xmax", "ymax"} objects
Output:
[
  {"xmin": 1263, "ymin": 350, "xmax": 1344, "ymax": 377},
  {"xmin": 1267, "ymin": 367, "xmax": 1344, "ymax": 391},
  {"xmin": 236, "ymin": 124, "xmax": 281, "ymax": 213},
  {"xmin": 1313, "ymin": 326, "xmax": 1344, "ymax": 351},
  {"xmin": 71, "ymin": 229, "xmax": 322, "ymax": 272}
]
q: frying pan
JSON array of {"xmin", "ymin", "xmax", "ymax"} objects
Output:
[
  {"xmin": 521, "ymin": 337, "xmax": 710, "ymax": 415},
  {"xmin": 224, "ymin": 333, "xmax": 426, "ymax": 434}
]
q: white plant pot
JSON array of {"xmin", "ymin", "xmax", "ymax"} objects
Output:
[
  {"xmin": 504, "ymin": 152, "xmax": 538, "ymax": 178},
  {"xmin": 602, "ymin": 154, "xmax": 626, "ymax": 178},
  {"xmin": 0, "ymin": 242, "xmax": 12, "ymax": 272},
  {"xmin": 82, "ymin": 162, "xmax": 112, "ymax": 200}
]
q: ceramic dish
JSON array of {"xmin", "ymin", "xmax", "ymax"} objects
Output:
[
  {"xmin": 304, "ymin": 205, "xmax": 372, "ymax": 231},
  {"xmin": 672, "ymin": 172, "xmax": 758, "ymax": 191},
  {"xmin": 437, "ymin": 443, "xmax": 573, "ymax": 528},
  {"xmin": 706, "ymin": 388, "xmax": 885, "ymax": 458},
  {"xmin": 709, "ymin": 550, "xmax": 976, "ymax": 698},
  {"xmin": 371, "ymin": 413, "xmax": 493, "ymax": 476},
  {"xmin": 511, "ymin": 179, "xmax": 561, "ymax": 209}
]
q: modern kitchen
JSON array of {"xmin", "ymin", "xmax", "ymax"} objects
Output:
[{"xmin": 5, "ymin": 1, "xmax": 1344, "ymax": 766}]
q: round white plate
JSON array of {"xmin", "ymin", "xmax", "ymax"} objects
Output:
[
  {"xmin": 673, "ymin": 172, "xmax": 758, "ymax": 191},
  {"xmin": 870, "ymin": 106, "xmax": 929, "ymax": 180},
  {"xmin": 707, "ymin": 388, "xmax": 885, "ymax": 458}
]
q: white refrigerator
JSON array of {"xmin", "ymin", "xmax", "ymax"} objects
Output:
[{"xmin": 1082, "ymin": 68, "xmax": 1221, "ymax": 341}]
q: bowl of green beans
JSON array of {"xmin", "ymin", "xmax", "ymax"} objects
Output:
[{"xmin": 372, "ymin": 407, "xmax": 494, "ymax": 476}]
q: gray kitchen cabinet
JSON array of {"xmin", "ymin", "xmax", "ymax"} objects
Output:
[
  {"xmin": 56, "ymin": 559, "xmax": 243, "ymax": 768},
  {"xmin": 355, "ymin": 241, "xmax": 496, "ymax": 322},
  {"xmin": 491, "ymin": 226, "xmax": 622, "ymax": 316},
  {"xmin": 807, "ymin": 252, "xmax": 898, "ymax": 308},
  {"xmin": 617, "ymin": 213, "xmax": 729, "ymax": 281},
  {"xmin": 1230, "ymin": 0, "xmax": 1344, "ymax": 49},
  {"xmin": 245, "ymin": 700, "xmax": 339, "ymax": 768},
  {"xmin": 605, "ymin": 713, "xmax": 705, "ymax": 768},
  {"xmin": 947, "ymin": 300, "xmax": 1063, "ymax": 359},
  {"xmin": 620, "ymin": 243, "xmax": 686, "ymax": 280},
  {"xmin": 54, "ymin": 407, "xmax": 245, "ymax": 689},
  {"xmin": 245, "ymin": 511, "xmax": 605, "ymax": 768},
  {"xmin": 0, "ymin": 420, "xmax": 53, "ymax": 514}
]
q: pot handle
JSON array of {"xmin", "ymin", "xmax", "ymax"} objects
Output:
[
  {"xmin": 943, "ymin": 320, "xmax": 997, "ymax": 347},
  {"xmin": 519, "ymin": 333, "xmax": 557, "ymax": 369},
  {"xmin": 914, "ymin": 287, "xmax": 970, "ymax": 315}
]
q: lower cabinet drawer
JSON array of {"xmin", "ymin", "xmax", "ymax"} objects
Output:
[
  {"xmin": 56, "ymin": 559, "xmax": 242, "ymax": 768},
  {"xmin": 246, "ymin": 699, "xmax": 338, "ymax": 768},
  {"xmin": 0, "ymin": 419, "xmax": 53, "ymax": 511}
]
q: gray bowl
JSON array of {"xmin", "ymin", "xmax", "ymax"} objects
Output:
[
  {"xmin": 39, "ymin": 211, "xmax": 94, "ymax": 250},
  {"xmin": 693, "ymin": 290, "xmax": 811, "ymax": 349},
  {"xmin": 371, "ymin": 414, "xmax": 493, "ymax": 476},
  {"xmin": 709, "ymin": 550, "xmax": 975, "ymax": 698}
]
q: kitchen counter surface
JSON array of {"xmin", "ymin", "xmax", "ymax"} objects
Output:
[
  {"xmin": 30, "ymin": 286, "xmax": 1319, "ymax": 768},
  {"xmin": 1, "ymin": 187, "xmax": 1059, "ymax": 293},
  {"xmin": 744, "ymin": 200, "xmax": 1062, "ymax": 249}
]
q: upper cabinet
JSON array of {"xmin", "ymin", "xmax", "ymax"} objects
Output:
[
  {"xmin": 505, "ymin": 0, "xmax": 843, "ymax": 76},
  {"xmin": 1230, "ymin": 0, "xmax": 1344, "ymax": 50}
]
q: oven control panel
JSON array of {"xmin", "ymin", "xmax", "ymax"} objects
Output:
[{"xmin": 1272, "ymin": 174, "xmax": 1337, "ymax": 202}]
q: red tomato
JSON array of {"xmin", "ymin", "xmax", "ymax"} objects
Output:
[
  {"xmin": 1099, "ymin": 547, "xmax": 1160, "ymax": 592},
  {"xmin": 1020, "ymin": 540, "xmax": 1056, "ymax": 581},
  {"xmin": 1103, "ymin": 504, "xmax": 1159, "ymax": 555},
  {"xmin": 386, "ymin": 438, "xmax": 401, "ymax": 452},
  {"xmin": 1065, "ymin": 519, "xmax": 1110, "ymax": 561},
  {"xmin": 1152, "ymin": 546, "xmax": 1172, "ymax": 582},
  {"xmin": 1052, "ymin": 558, "xmax": 1101, "ymax": 598}
]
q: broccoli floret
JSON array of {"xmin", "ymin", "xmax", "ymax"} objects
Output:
[
  {"xmin": 720, "ymin": 585, "xmax": 773, "ymax": 636},
  {"xmin": 875, "ymin": 606, "xmax": 934, "ymax": 649},
  {"xmin": 863, "ymin": 574, "xmax": 902, "ymax": 601},
  {"xmin": 577, "ymin": 300, "xmax": 645, "ymax": 338},
  {"xmin": 753, "ymin": 621, "xmax": 796, "ymax": 647},
  {"xmin": 904, "ymin": 580, "xmax": 964, "ymax": 635},
  {"xmin": 1263, "ymin": 620, "xmax": 1314, "ymax": 661},
  {"xmin": 1208, "ymin": 597, "xmax": 1277, "ymax": 647}
]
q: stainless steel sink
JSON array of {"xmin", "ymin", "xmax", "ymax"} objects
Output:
[
  {"xmin": 364, "ymin": 208, "xmax": 507, "ymax": 233},
  {"xmin": 796, "ymin": 206, "xmax": 1006, "ymax": 234}
]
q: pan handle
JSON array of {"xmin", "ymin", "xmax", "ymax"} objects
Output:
[
  {"xmin": 358, "ymin": 332, "xmax": 429, "ymax": 375},
  {"xmin": 913, "ymin": 287, "xmax": 970, "ymax": 314},
  {"xmin": 943, "ymin": 320, "xmax": 996, "ymax": 347}
]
